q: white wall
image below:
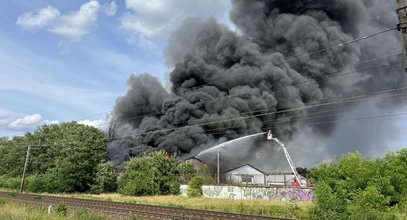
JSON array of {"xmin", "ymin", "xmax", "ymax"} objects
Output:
[
  {"xmin": 224, "ymin": 165, "xmax": 266, "ymax": 185},
  {"xmin": 180, "ymin": 185, "xmax": 314, "ymax": 201},
  {"xmin": 267, "ymin": 174, "xmax": 307, "ymax": 185}
]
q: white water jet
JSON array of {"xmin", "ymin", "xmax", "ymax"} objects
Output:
[{"xmin": 196, "ymin": 132, "xmax": 267, "ymax": 157}]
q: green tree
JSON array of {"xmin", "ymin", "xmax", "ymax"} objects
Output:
[
  {"xmin": 118, "ymin": 151, "xmax": 195, "ymax": 196},
  {"xmin": 0, "ymin": 122, "xmax": 107, "ymax": 193},
  {"xmin": 91, "ymin": 161, "xmax": 118, "ymax": 194},
  {"xmin": 187, "ymin": 176, "xmax": 203, "ymax": 198},
  {"xmin": 309, "ymin": 149, "xmax": 407, "ymax": 219}
]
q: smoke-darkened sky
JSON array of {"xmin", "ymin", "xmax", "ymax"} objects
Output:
[
  {"xmin": 1, "ymin": 1, "xmax": 407, "ymax": 170},
  {"xmin": 108, "ymin": 0, "xmax": 407, "ymax": 169}
]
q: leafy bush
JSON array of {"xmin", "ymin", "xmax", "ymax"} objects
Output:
[
  {"xmin": 309, "ymin": 149, "xmax": 407, "ymax": 219},
  {"xmin": 55, "ymin": 203, "xmax": 67, "ymax": 216},
  {"xmin": 201, "ymin": 175, "xmax": 215, "ymax": 185},
  {"xmin": 90, "ymin": 161, "xmax": 118, "ymax": 194},
  {"xmin": 25, "ymin": 174, "xmax": 52, "ymax": 193},
  {"xmin": 187, "ymin": 176, "xmax": 203, "ymax": 198},
  {"xmin": 118, "ymin": 151, "xmax": 195, "ymax": 196},
  {"xmin": 0, "ymin": 176, "xmax": 20, "ymax": 190}
]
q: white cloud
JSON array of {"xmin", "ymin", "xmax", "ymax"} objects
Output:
[
  {"xmin": 121, "ymin": 0, "xmax": 231, "ymax": 40},
  {"xmin": 0, "ymin": 118, "xmax": 10, "ymax": 126},
  {"xmin": 103, "ymin": 1, "xmax": 117, "ymax": 16},
  {"xmin": 78, "ymin": 119, "xmax": 106, "ymax": 128},
  {"xmin": 49, "ymin": 0, "xmax": 100, "ymax": 41},
  {"xmin": 16, "ymin": 6, "xmax": 60, "ymax": 29},
  {"xmin": 8, "ymin": 114, "xmax": 43, "ymax": 130},
  {"xmin": 0, "ymin": 114, "xmax": 106, "ymax": 134},
  {"xmin": 43, "ymin": 120, "xmax": 60, "ymax": 125},
  {"xmin": 16, "ymin": 1, "xmax": 100, "ymax": 41}
]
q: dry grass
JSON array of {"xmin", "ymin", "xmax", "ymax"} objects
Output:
[
  {"xmin": 0, "ymin": 199, "xmax": 66, "ymax": 220},
  {"xmin": 0, "ymin": 198, "xmax": 108, "ymax": 220},
  {"xmin": 0, "ymin": 188, "xmax": 313, "ymax": 219},
  {"xmin": 49, "ymin": 193, "xmax": 312, "ymax": 219}
]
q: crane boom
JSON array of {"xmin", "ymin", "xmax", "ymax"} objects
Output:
[
  {"xmin": 280, "ymin": 144, "xmax": 303, "ymax": 187},
  {"xmin": 267, "ymin": 130, "xmax": 305, "ymax": 187}
]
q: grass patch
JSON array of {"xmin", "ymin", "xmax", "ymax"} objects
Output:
[
  {"xmin": 0, "ymin": 188, "xmax": 313, "ymax": 219},
  {"xmin": 0, "ymin": 199, "xmax": 107, "ymax": 220},
  {"xmin": 43, "ymin": 193, "xmax": 313, "ymax": 219}
]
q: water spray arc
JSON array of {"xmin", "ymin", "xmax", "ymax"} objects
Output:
[
  {"xmin": 196, "ymin": 132, "xmax": 265, "ymax": 184},
  {"xmin": 196, "ymin": 132, "xmax": 266, "ymax": 157},
  {"xmin": 107, "ymin": 0, "xmax": 405, "ymax": 168}
]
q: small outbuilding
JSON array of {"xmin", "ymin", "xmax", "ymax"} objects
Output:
[{"xmin": 224, "ymin": 164, "xmax": 267, "ymax": 185}]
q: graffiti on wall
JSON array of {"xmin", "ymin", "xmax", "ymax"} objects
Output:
[{"xmin": 181, "ymin": 185, "xmax": 314, "ymax": 201}]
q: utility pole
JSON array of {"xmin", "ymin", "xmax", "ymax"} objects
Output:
[
  {"xmin": 217, "ymin": 151, "xmax": 220, "ymax": 185},
  {"xmin": 396, "ymin": 0, "xmax": 407, "ymax": 72},
  {"xmin": 216, "ymin": 145, "xmax": 225, "ymax": 185},
  {"xmin": 20, "ymin": 140, "xmax": 45, "ymax": 193},
  {"xmin": 19, "ymin": 143, "xmax": 31, "ymax": 193}
]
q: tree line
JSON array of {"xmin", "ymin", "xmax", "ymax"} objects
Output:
[
  {"xmin": 1, "ymin": 123, "xmax": 406, "ymax": 219},
  {"xmin": 309, "ymin": 150, "xmax": 407, "ymax": 219},
  {"xmin": 0, "ymin": 122, "xmax": 197, "ymax": 194}
]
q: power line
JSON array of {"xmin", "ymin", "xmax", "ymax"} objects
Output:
[
  {"xmin": 172, "ymin": 54, "xmax": 404, "ymax": 125},
  {"xmin": 92, "ymin": 53, "xmax": 403, "ymax": 128},
  {"xmin": 190, "ymin": 90, "xmax": 407, "ymax": 137},
  {"xmin": 5, "ymin": 89, "xmax": 405, "ymax": 147},
  {"xmin": 196, "ymin": 110, "xmax": 407, "ymax": 138},
  {"xmin": 74, "ymin": 111, "xmax": 111, "ymax": 122},
  {"xmin": 196, "ymin": 92, "xmax": 407, "ymax": 135},
  {"xmin": 265, "ymin": 111, "xmax": 407, "ymax": 131},
  {"xmin": 67, "ymin": 28, "xmax": 398, "ymax": 123},
  {"xmin": 183, "ymin": 27, "xmax": 397, "ymax": 90},
  {"xmin": 213, "ymin": 93, "xmax": 407, "ymax": 135},
  {"xmin": 105, "ymin": 86, "xmax": 407, "ymax": 141},
  {"xmin": 168, "ymin": 62, "xmax": 403, "ymax": 129}
]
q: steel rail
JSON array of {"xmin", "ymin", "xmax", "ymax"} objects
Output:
[{"xmin": 0, "ymin": 191, "xmax": 290, "ymax": 220}]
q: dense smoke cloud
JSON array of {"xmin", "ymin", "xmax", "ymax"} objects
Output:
[{"xmin": 108, "ymin": 0, "xmax": 405, "ymax": 169}]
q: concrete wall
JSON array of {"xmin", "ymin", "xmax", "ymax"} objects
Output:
[
  {"xmin": 267, "ymin": 174, "xmax": 307, "ymax": 186},
  {"xmin": 180, "ymin": 185, "xmax": 314, "ymax": 201}
]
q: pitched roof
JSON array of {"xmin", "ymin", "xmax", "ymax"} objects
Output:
[
  {"xmin": 184, "ymin": 156, "xmax": 208, "ymax": 165},
  {"xmin": 224, "ymin": 164, "xmax": 267, "ymax": 174}
]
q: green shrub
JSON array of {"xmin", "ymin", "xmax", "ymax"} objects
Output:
[
  {"xmin": 55, "ymin": 203, "xmax": 67, "ymax": 216},
  {"xmin": 201, "ymin": 175, "xmax": 215, "ymax": 185},
  {"xmin": 187, "ymin": 176, "xmax": 203, "ymax": 198},
  {"xmin": 118, "ymin": 174, "xmax": 160, "ymax": 196},
  {"xmin": 0, "ymin": 176, "xmax": 20, "ymax": 190},
  {"xmin": 168, "ymin": 180, "xmax": 181, "ymax": 195},
  {"xmin": 25, "ymin": 174, "xmax": 51, "ymax": 193},
  {"xmin": 90, "ymin": 161, "xmax": 118, "ymax": 194},
  {"xmin": 309, "ymin": 149, "xmax": 407, "ymax": 219},
  {"xmin": 118, "ymin": 151, "xmax": 195, "ymax": 196}
]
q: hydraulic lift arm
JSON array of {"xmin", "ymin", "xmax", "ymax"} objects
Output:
[{"xmin": 267, "ymin": 130, "xmax": 305, "ymax": 187}]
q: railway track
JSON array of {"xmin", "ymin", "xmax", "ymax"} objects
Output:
[{"xmin": 0, "ymin": 191, "xmax": 289, "ymax": 220}]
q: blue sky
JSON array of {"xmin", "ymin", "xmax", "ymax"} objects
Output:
[
  {"xmin": 1, "ymin": 0, "xmax": 406, "ymax": 162},
  {"xmin": 0, "ymin": 0, "xmax": 231, "ymax": 137}
]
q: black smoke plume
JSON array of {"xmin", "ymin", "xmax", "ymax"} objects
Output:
[{"xmin": 108, "ymin": 0, "xmax": 405, "ymax": 168}]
